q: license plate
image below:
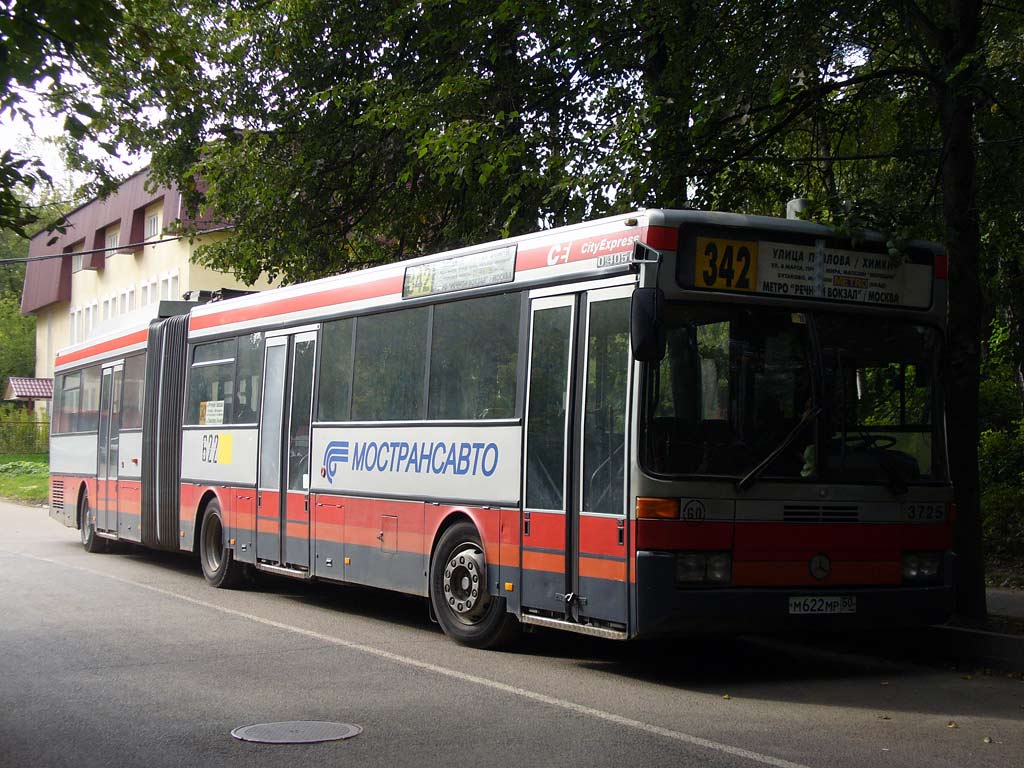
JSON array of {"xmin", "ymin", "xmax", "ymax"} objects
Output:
[{"xmin": 788, "ymin": 596, "xmax": 857, "ymax": 615}]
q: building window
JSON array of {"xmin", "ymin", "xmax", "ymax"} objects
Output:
[
  {"xmin": 160, "ymin": 272, "xmax": 179, "ymax": 301},
  {"xmin": 127, "ymin": 289, "xmax": 135, "ymax": 312},
  {"xmin": 105, "ymin": 229, "xmax": 119, "ymax": 254},
  {"xmin": 71, "ymin": 253, "xmax": 84, "ymax": 273},
  {"xmin": 102, "ymin": 299, "xmax": 110, "ymax": 320},
  {"xmin": 145, "ymin": 212, "xmax": 160, "ymax": 239}
]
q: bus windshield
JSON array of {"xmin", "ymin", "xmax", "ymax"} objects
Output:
[{"xmin": 642, "ymin": 304, "xmax": 944, "ymax": 486}]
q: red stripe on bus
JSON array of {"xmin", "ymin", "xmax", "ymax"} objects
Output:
[
  {"xmin": 516, "ymin": 228, "xmax": 640, "ymax": 272},
  {"xmin": 578, "ymin": 516, "xmax": 628, "ymax": 557},
  {"xmin": 56, "ymin": 329, "xmax": 149, "ymax": 367},
  {"xmin": 643, "ymin": 225, "xmax": 678, "ymax": 250},
  {"xmin": 190, "ymin": 275, "xmax": 404, "ymax": 331},
  {"xmin": 734, "ymin": 522, "xmax": 952, "ymax": 560},
  {"xmin": 635, "ymin": 520, "xmax": 733, "ymax": 550},
  {"xmin": 522, "ymin": 511, "xmax": 565, "ymax": 550}
]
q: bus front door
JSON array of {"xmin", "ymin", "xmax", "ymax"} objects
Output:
[
  {"xmin": 97, "ymin": 363, "xmax": 123, "ymax": 535},
  {"xmin": 521, "ymin": 286, "xmax": 632, "ymax": 633},
  {"xmin": 257, "ymin": 329, "xmax": 318, "ymax": 572}
]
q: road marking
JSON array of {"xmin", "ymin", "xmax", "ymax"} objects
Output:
[{"xmin": 14, "ymin": 551, "xmax": 811, "ymax": 768}]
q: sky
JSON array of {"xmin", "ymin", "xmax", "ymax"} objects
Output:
[{"xmin": 1, "ymin": 87, "xmax": 146, "ymax": 202}]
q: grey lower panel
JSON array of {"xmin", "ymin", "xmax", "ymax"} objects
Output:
[
  {"xmin": 256, "ymin": 530, "xmax": 279, "ymax": 562},
  {"xmin": 579, "ymin": 575, "xmax": 628, "ymax": 625},
  {"xmin": 232, "ymin": 528, "xmax": 256, "ymax": 564},
  {"xmin": 313, "ymin": 536, "xmax": 344, "ymax": 580},
  {"xmin": 521, "ymin": 569, "xmax": 567, "ymax": 614},
  {"xmin": 318, "ymin": 541, "xmax": 427, "ymax": 597},
  {"xmin": 117, "ymin": 513, "xmax": 143, "ymax": 543},
  {"xmin": 496, "ymin": 561, "xmax": 521, "ymax": 614}
]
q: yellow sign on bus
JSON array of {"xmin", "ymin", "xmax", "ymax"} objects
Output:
[{"xmin": 695, "ymin": 236, "xmax": 758, "ymax": 292}]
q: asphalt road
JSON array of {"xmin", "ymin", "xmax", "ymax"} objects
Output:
[{"xmin": 1, "ymin": 500, "xmax": 1021, "ymax": 768}]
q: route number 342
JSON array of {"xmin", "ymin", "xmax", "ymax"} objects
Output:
[{"xmin": 696, "ymin": 237, "xmax": 758, "ymax": 292}]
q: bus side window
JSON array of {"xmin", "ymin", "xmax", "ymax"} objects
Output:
[{"xmin": 233, "ymin": 333, "xmax": 263, "ymax": 424}]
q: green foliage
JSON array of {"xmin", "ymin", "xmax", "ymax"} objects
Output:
[
  {"xmin": 0, "ymin": 460, "xmax": 48, "ymax": 476},
  {"xmin": 0, "ymin": 0, "xmax": 122, "ymax": 234},
  {"xmin": 0, "ymin": 295, "xmax": 36, "ymax": 387},
  {"xmin": 0, "ymin": 454, "xmax": 48, "ymax": 503},
  {"xmin": 0, "ymin": 404, "xmax": 48, "ymax": 453}
]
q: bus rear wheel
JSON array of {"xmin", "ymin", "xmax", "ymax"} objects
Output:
[
  {"xmin": 199, "ymin": 500, "xmax": 244, "ymax": 589},
  {"xmin": 429, "ymin": 521, "xmax": 519, "ymax": 649},
  {"xmin": 79, "ymin": 491, "xmax": 106, "ymax": 554}
]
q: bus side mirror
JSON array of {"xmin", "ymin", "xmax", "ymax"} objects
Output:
[{"xmin": 631, "ymin": 288, "xmax": 666, "ymax": 363}]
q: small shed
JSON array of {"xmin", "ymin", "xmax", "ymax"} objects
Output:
[{"xmin": 4, "ymin": 377, "xmax": 54, "ymax": 407}]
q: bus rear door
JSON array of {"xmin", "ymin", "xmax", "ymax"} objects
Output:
[{"xmin": 97, "ymin": 362, "xmax": 123, "ymax": 535}]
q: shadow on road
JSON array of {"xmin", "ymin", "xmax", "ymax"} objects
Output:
[{"xmin": 73, "ymin": 539, "xmax": 1013, "ymax": 718}]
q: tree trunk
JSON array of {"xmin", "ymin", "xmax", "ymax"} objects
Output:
[{"xmin": 936, "ymin": 0, "xmax": 987, "ymax": 619}]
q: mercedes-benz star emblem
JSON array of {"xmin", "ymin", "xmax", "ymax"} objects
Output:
[{"xmin": 809, "ymin": 554, "xmax": 831, "ymax": 581}]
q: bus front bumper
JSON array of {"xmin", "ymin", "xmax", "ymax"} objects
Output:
[{"xmin": 635, "ymin": 551, "xmax": 955, "ymax": 637}]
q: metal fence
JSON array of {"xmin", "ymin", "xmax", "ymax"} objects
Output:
[{"xmin": 0, "ymin": 420, "xmax": 49, "ymax": 455}]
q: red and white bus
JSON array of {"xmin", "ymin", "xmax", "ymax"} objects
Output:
[{"xmin": 49, "ymin": 209, "xmax": 954, "ymax": 647}]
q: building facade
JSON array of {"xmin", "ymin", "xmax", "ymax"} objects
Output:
[{"xmin": 21, "ymin": 168, "xmax": 276, "ymax": 412}]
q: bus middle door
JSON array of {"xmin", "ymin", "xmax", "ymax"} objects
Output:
[{"xmin": 257, "ymin": 329, "xmax": 318, "ymax": 573}]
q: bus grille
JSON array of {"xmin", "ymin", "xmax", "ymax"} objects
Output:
[
  {"xmin": 51, "ymin": 479, "xmax": 64, "ymax": 512},
  {"xmin": 783, "ymin": 504, "xmax": 859, "ymax": 523}
]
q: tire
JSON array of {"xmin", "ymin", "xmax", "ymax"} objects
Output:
[
  {"xmin": 199, "ymin": 500, "xmax": 244, "ymax": 589},
  {"xmin": 79, "ymin": 491, "xmax": 107, "ymax": 554},
  {"xmin": 429, "ymin": 521, "xmax": 519, "ymax": 649}
]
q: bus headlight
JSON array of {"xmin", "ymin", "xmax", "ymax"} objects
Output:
[
  {"xmin": 902, "ymin": 551, "xmax": 942, "ymax": 583},
  {"xmin": 675, "ymin": 552, "xmax": 731, "ymax": 586},
  {"xmin": 706, "ymin": 553, "xmax": 732, "ymax": 584}
]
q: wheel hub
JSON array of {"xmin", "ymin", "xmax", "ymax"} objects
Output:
[{"xmin": 443, "ymin": 544, "xmax": 487, "ymax": 621}]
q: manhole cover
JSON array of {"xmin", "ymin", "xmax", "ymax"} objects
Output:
[{"xmin": 231, "ymin": 721, "xmax": 362, "ymax": 744}]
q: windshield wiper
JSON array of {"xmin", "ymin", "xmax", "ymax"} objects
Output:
[{"xmin": 735, "ymin": 407, "xmax": 822, "ymax": 493}]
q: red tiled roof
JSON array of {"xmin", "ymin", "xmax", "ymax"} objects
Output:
[{"xmin": 5, "ymin": 377, "xmax": 54, "ymax": 400}]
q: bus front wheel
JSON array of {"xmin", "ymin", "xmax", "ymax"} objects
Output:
[
  {"xmin": 199, "ymin": 500, "xmax": 244, "ymax": 589},
  {"xmin": 429, "ymin": 521, "xmax": 519, "ymax": 649},
  {"xmin": 79, "ymin": 491, "xmax": 106, "ymax": 554}
]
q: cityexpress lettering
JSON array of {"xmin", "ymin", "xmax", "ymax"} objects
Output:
[{"xmin": 323, "ymin": 439, "xmax": 499, "ymax": 483}]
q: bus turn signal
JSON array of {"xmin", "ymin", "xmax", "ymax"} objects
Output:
[{"xmin": 636, "ymin": 497, "xmax": 680, "ymax": 520}]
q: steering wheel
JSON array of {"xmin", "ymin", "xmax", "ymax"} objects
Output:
[{"xmin": 845, "ymin": 433, "xmax": 898, "ymax": 450}]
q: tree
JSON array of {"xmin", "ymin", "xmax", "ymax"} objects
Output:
[{"xmin": 0, "ymin": 0, "xmax": 122, "ymax": 235}]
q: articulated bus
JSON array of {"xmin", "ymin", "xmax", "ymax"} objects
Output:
[{"xmin": 49, "ymin": 209, "xmax": 954, "ymax": 647}]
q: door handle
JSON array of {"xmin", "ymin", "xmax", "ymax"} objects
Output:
[
  {"xmin": 617, "ymin": 519, "xmax": 625, "ymax": 546},
  {"xmin": 377, "ymin": 531, "xmax": 384, "ymax": 542}
]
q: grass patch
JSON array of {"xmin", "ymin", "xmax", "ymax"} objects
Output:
[{"xmin": 0, "ymin": 454, "xmax": 49, "ymax": 504}]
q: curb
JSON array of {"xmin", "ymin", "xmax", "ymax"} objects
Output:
[{"xmin": 921, "ymin": 623, "xmax": 1024, "ymax": 671}]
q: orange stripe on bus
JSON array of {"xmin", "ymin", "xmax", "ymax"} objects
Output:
[
  {"xmin": 578, "ymin": 556, "xmax": 627, "ymax": 583},
  {"xmin": 522, "ymin": 550, "xmax": 565, "ymax": 574}
]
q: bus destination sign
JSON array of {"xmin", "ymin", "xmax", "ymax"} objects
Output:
[
  {"xmin": 403, "ymin": 245, "xmax": 517, "ymax": 299},
  {"xmin": 694, "ymin": 235, "xmax": 932, "ymax": 308}
]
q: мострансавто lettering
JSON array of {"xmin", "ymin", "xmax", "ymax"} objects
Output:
[{"xmin": 323, "ymin": 439, "xmax": 499, "ymax": 482}]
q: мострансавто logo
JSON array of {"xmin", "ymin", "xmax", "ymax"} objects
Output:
[{"xmin": 322, "ymin": 439, "xmax": 499, "ymax": 483}]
